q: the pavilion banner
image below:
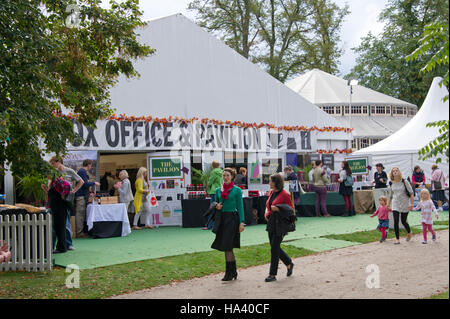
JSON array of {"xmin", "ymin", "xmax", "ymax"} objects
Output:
[{"xmin": 70, "ymin": 120, "xmax": 317, "ymax": 153}]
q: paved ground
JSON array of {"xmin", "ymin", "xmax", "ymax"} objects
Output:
[{"xmin": 113, "ymin": 230, "xmax": 449, "ymax": 299}]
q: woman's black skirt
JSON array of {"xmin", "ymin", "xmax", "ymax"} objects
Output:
[
  {"xmin": 211, "ymin": 212, "xmax": 240, "ymax": 252},
  {"xmin": 339, "ymin": 182, "xmax": 353, "ymax": 196},
  {"xmin": 433, "ymin": 190, "xmax": 446, "ymax": 202}
]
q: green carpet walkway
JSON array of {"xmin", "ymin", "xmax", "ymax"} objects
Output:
[{"xmin": 53, "ymin": 211, "xmax": 449, "ymax": 270}]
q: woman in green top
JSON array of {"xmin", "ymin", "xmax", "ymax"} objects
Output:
[{"xmin": 211, "ymin": 168, "xmax": 245, "ymax": 281}]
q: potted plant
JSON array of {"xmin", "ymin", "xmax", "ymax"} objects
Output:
[{"xmin": 16, "ymin": 175, "xmax": 48, "ymax": 207}]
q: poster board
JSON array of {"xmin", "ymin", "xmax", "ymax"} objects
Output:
[
  {"xmin": 344, "ymin": 156, "xmax": 372, "ymax": 175},
  {"xmin": 63, "ymin": 150, "xmax": 98, "ymax": 179},
  {"xmin": 147, "ymin": 153, "xmax": 187, "ymax": 227},
  {"xmin": 149, "ymin": 156, "xmax": 183, "ymax": 180},
  {"xmin": 262, "ymin": 158, "xmax": 282, "ymax": 184},
  {"xmin": 322, "ymin": 154, "xmax": 335, "ymax": 171}
]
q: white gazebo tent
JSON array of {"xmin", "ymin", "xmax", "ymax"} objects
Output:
[
  {"xmin": 286, "ymin": 69, "xmax": 418, "ymax": 148},
  {"xmin": 355, "ymin": 77, "xmax": 449, "ymax": 181}
]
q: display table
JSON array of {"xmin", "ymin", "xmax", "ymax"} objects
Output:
[
  {"xmin": 181, "ymin": 197, "xmax": 266, "ymax": 228},
  {"xmin": 353, "ymin": 190, "xmax": 375, "ymax": 214},
  {"xmin": 181, "ymin": 199, "xmax": 212, "ymax": 228},
  {"xmin": 86, "ymin": 203, "xmax": 131, "ymax": 238},
  {"xmin": 297, "ymin": 192, "xmax": 351, "ymax": 217}
]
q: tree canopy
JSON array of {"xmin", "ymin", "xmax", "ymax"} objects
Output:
[
  {"xmin": 188, "ymin": 0, "xmax": 349, "ymax": 82},
  {"xmin": 345, "ymin": 0, "xmax": 449, "ymax": 107},
  {"xmin": 0, "ymin": 0, "xmax": 153, "ymax": 177}
]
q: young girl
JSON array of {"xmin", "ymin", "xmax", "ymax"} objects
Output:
[
  {"xmin": 371, "ymin": 196, "xmax": 391, "ymax": 242},
  {"xmin": 414, "ymin": 189, "xmax": 439, "ymax": 244}
]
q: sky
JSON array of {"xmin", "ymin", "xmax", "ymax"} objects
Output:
[{"xmin": 102, "ymin": 0, "xmax": 390, "ymax": 76}]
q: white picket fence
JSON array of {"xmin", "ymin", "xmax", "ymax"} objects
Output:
[{"xmin": 0, "ymin": 213, "xmax": 53, "ymax": 272}]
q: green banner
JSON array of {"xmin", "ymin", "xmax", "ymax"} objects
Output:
[
  {"xmin": 346, "ymin": 157, "xmax": 368, "ymax": 174},
  {"xmin": 151, "ymin": 157, "xmax": 182, "ymax": 179}
]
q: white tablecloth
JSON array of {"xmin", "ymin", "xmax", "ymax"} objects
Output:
[{"xmin": 86, "ymin": 203, "xmax": 131, "ymax": 237}]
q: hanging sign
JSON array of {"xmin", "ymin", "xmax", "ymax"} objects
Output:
[
  {"xmin": 68, "ymin": 119, "xmax": 317, "ymax": 153},
  {"xmin": 150, "ymin": 157, "xmax": 183, "ymax": 179}
]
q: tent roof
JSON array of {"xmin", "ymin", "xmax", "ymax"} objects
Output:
[
  {"xmin": 355, "ymin": 77, "xmax": 449, "ymax": 155},
  {"xmin": 108, "ymin": 14, "xmax": 350, "ymax": 138},
  {"xmin": 337, "ymin": 116, "xmax": 412, "ymax": 138},
  {"xmin": 286, "ymin": 69, "xmax": 417, "ymax": 108}
]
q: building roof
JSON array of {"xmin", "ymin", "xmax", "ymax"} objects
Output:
[
  {"xmin": 286, "ymin": 69, "xmax": 417, "ymax": 108},
  {"xmin": 355, "ymin": 77, "xmax": 449, "ymax": 154},
  {"xmin": 107, "ymin": 14, "xmax": 350, "ymax": 140},
  {"xmin": 336, "ymin": 116, "xmax": 412, "ymax": 138}
]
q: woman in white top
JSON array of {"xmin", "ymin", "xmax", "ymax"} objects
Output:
[
  {"xmin": 114, "ymin": 170, "xmax": 134, "ymax": 212},
  {"xmin": 387, "ymin": 167, "xmax": 414, "ymax": 244}
]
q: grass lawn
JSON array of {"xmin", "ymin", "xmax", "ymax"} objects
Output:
[
  {"xmin": 323, "ymin": 222, "xmax": 448, "ymax": 244},
  {"xmin": 428, "ymin": 291, "xmax": 449, "ymax": 299},
  {"xmin": 0, "ymin": 243, "xmax": 314, "ymax": 299},
  {"xmin": 1, "ymin": 218, "xmax": 448, "ymax": 299}
]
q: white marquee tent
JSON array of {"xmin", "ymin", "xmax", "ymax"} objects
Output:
[
  {"xmin": 287, "ymin": 68, "xmax": 416, "ymax": 108},
  {"xmin": 355, "ymin": 77, "xmax": 449, "ymax": 181},
  {"xmin": 286, "ymin": 69, "xmax": 417, "ymax": 143},
  {"xmin": 109, "ymin": 14, "xmax": 352, "ymax": 148}
]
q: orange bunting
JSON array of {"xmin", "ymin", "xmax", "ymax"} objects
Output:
[{"xmin": 54, "ymin": 112, "xmax": 354, "ymax": 134}]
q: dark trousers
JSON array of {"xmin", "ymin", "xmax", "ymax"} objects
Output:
[
  {"xmin": 314, "ymin": 186, "xmax": 328, "ymax": 216},
  {"xmin": 393, "ymin": 211, "xmax": 411, "ymax": 239},
  {"xmin": 269, "ymin": 232, "xmax": 292, "ymax": 276},
  {"xmin": 343, "ymin": 195, "xmax": 353, "ymax": 212},
  {"xmin": 52, "ymin": 206, "xmax": 68, "ymax": 252}
]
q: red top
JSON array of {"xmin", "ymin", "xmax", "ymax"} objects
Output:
[
  {"xmin": 371, "ymin": 205, "xmax": 391, "ymax": 220},
  {"xmin": 412, "ymin": 174, "xmax": 426, "ymax": 184},
  {"xmin": 266, "ymin": 190, "xmax": 293, "ymax": 217}
]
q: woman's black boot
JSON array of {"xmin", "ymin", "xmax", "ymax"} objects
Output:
[
  {"xmin": 222, "ymin": 262, "xmax": 234, "ymax": 281},
  {"xmin": 231, "ymin": 261, "xmax": 238, "ymax": 280}
]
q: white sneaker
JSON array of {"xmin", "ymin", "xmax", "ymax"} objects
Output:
[{"xmin": 438, "ymin": 207, "xmax": 443, "ymax": 212}]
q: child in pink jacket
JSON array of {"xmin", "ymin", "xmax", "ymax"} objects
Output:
[{"xmin": 371, "ymin": 196, "xmax": 392, "ymax": 242}]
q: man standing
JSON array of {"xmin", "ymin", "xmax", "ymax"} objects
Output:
[
  {"xmin": 49, "ymin": 156, "xmax": 84, "ymax": 250},
  {"xmin": 75, "ymin": 160, "xmax": 100, "ymax": 238}
]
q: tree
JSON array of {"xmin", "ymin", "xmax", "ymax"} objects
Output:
[
  {"xmin": 188, "ymin": 0, "xmax": 259, "ymax": 59},
  {"xmin": 407, "ymin": 21, "xmax": 449, "ymax": 163},
  {"xmin": 346, "ymin": 0, "xmax": 449, "ymax": 107},
  {"xmin": 0, "ymin": 0, "xmax": 153, "ymax": 177},
  {"xmin": 188, "ymin": 0, "xmax": 349, "ymax": 82}
]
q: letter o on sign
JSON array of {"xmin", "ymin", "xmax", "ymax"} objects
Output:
[{"xmin": 151, "ymin": 197, "xmax": 157, "ymax": 206}]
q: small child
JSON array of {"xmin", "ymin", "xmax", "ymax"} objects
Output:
[
  {"xmin": 414, "ymin": 189, "xmax": 439, "ymax": 244},
  {"xmin": 371, "ymin": 196, "xmax": 391, "ymax": 242}
]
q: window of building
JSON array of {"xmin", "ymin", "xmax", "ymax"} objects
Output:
[
  {"xmin": 370, "ymin": 138, "xmax": 382, "ymax": 145},
  {"xmin": 375, "ymin": 106, "xmax": 387, "ymax": 115},
  {"xmin": 393, "ymin": 106, "xmax": 406, "ymax": 115},
  {"xmin": 344, "ymin": 105, "xmax": 350, "ymax": 115},
  {"xmin": 322, "ymin": 106, "xmax": 335, "ymax": 115},
  {"xmin": 360, "ymin": 138, "xmax": 370, "ymax": 149},
  {"xmin": 362, "ymin": 106, "xmax": 368, "ymax": 114},
  {"xmin": 351, "ymin": 139, "xmax": 358, "ymax": 149},
  {"xmin": 351, "ymin": 106, "xmax": 362, "ymax": 114},
  {"xmin": 335, "ymin": 106, "xmax": 342, "ymax": 115},
  {"xmin": 408, "ymin": 108, "xmax": 417, "ymax": 116}
]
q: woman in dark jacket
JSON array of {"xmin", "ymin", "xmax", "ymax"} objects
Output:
[
  {"xmin": 211, "ymin": 168, "xmax": 245, "ymax": 281},
  {"xmin": 338, "ymin": 161, "xmax": 354, "ymax": 217},
  {"xmin": 264, "ymin": 173, "xmax": 295, "ymax": 282},
  {"xmin": 44, "ymin": 176, "xmax": 71, "ymax": 253}
]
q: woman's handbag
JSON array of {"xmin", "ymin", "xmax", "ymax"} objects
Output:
[
  {"xmin": 344, "ymin": 175, "xmax": 354, "ymax": 187},
  {"xmin": 433, "ymin": 171, "xmax": 444, "ymax": 190}
]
